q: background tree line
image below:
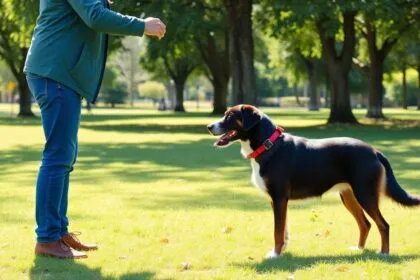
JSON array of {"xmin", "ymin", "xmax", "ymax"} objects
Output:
[{"xmin": 0, "ymin": 0, "xmax": 419, "ymax": 123}]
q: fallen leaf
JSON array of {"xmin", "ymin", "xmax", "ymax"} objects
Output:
[
  {"xmin": 160, "ymin": 238, "xmax": 169, "ymax": 244},
  {"xmin": 336, "ymin": 265, "xmax": 350, "ymax": 272},
  {"xmin": 310, "ymin": 213, "xmax": 319, "ymax": 222},
  {"xmin": 248, "ymin": 256, "xmax": 254, "ymax": 260},
  {"xmin": 222, "ymin": 227, "xmax": 233, "ymax": 234},
  {"xmin": 324, "ymin": 229, "xmax": 331, "ymax": 237},
  {"xmin": 180, "ymin": 262, "xmax": 191, "ymax": 271}
]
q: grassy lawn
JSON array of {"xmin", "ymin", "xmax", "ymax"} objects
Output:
[{"xmin": 0, "ymin": 104, "xmax": 419, "ymax": 280}]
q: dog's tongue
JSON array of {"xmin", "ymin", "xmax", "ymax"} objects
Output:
[{"xmin": 215, "ymin": 138, "xmax": 229, "ymax": 146}]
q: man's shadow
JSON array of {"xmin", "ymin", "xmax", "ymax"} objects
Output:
[{"xmin": 30, "ymin": 255, "xmax": 156, "ymax": 280}]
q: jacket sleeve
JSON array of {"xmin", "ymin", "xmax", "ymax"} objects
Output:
[{"xmin": 67, "ymin": 0, "xmax": 145, "ymax": 36}]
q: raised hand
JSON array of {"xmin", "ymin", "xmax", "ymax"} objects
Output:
[{"xmin": 144, "ymin": 17, "xmax": 166, "ymax": 39}]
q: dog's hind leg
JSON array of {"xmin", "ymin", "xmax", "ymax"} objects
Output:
[
  {"xmin": 351, "ymin": 164, "xmax": 390, "ymax": 255},
  {"xmin": 339, "ymin": 188, "xmax": 371, "ymax": 249}
]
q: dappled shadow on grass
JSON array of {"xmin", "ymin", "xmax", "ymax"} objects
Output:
[
  {"xmin": 81, "ymin": 123, "xmax": 207, "ymax": 134},
  {"xmin": 30, "ymin": 255, "xmax": 155, "ymax": 280},
  {"xmin": 233, "ymin": 250, "xmax": 420, "ymax": 274},
  {"xmin": 0, "ymin": 128, "xmax": 419, "ymax": 190},
  {"xmin": 125, "ymin": 187, "xmax": 343, "ymax": 212}
]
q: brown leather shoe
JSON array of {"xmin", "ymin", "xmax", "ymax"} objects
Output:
[
  {"xmin": 35, "ymin": 241, "xmax": 87, "ymax": 259},
  {"xmin": 62, "ymin": 232, "xmax": 98, "ymax": 251}
]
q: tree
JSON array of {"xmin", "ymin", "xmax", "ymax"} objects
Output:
[
  {"xmin": 387, "ymin": 32, "xmax": 419, "ymax": 109},
  {"xmin": 404, "ymin": 28, "xmax": 420, "ymax": 110},
  {"xmin": 192, "ymin": 1, "xmax": 231, "ymax": 114},
  {"xmin": 137, "ymin": 1, "xmax": 201, "ymax": 112},
  {"xmin": 109, "ymin": 37, "xmax": 148, "ymax": 107},
  {"xmin": 317, "ymin": 9, "xmax": 358, "ymax": 123},
  {"xmin": 352, "ymin": 0, "xmax": 420, "ymax": 118},
  {"xmin": 117, "ymin": 0, "xmax": 231, "ymax": 113},
  {"xmin": 0, "ymin": 0, "xmax": 38, "ymax": 117},
  {"xmin": 224, "ymin": 0, "xmax": 257, "ymax": 105},
  {"xmin": 100, "ymin": 66, "xmax": 128, "ymax": 108},
  {"xmin": 258, "ymin": 1, "xmax": 359, "ymax": 123},
  {"xmin": 138, "ymin": 81, "xmax": 166, "ymax": 101},
  {"xmin": 257, "ymin": 7, "xmax": 323, "ymax": 110},
  {"xmin": 0, "ymin": 60, "xmax": 14, "ymax": 102}
]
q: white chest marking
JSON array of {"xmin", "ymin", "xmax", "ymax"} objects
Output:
[{"xmin": 240, "ymin": 141, "xmax": 268, "ymax": 194}]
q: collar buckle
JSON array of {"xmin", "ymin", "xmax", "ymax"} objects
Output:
[{"xmin": 263, "ymin": 139, "xmax": 274, "ymax": 150}]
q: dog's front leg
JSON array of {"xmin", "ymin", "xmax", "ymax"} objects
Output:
[{"xmin": 266, "ymin": 197, "xmax": 288, "ymax": 259}]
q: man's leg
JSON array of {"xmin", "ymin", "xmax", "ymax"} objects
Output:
[{"xmin": 27, "ymin": 74, "xmax": 85, "ymax": 258}]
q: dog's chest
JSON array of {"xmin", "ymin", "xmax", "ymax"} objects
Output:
[{"xmin": 241, "ymin": 141, "xmax": 268, "ymax": 194}]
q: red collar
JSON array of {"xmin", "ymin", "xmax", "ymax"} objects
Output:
[{"xmin": 248, "ymin": 127, "xmax": 284, "ymax": 159}]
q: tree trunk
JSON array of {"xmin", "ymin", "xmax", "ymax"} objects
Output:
[
  {"xmin": 174, "ymin": 79, "xmax": 186, "ymax": 112},
  {"xmin": 226, "ymin": 0, "xmax": 256, "ymax": 105},
  {"xmin": 307, "ymin": 60, "xmax": 319, "ymax": 111},
  {"xmin": 213, "ymin": 81, "xmax": 228, "ymax": 114},
  {"xmin": 328, "ymin": 70, "xmax": 357, "ymax": 123},
  {"xmin": 17, "ymin": 74, "xmax": 34, "ymax": 117},
  {"xmin": 417, "ymin": 64, "xmax": 420, "ymax": 110},
  {"xmin": 293, "ymin": 83, "xmax": 302, "ymax": 107},
  {"xmin": 402, "ymin": 65, "xmax": 407, "ymax": 109},
  {"xmin": 317, "ymin": 12, "xmax": 358, "ymax": 124},
  {"xmin": 366, "ymin": 54, "xmax": 385, "ymax": 118},
  {"xmin": 197, "ymin": 33, "xmax": 230, "ymax": 115},
  {"xmin": 164, "ymin": 81, "xmax": 176, "ymax": 110}
]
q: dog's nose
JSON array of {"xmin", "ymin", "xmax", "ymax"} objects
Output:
[{"xmin": 207, "ymin": 124, "xmax": 214, "ymax": 131}]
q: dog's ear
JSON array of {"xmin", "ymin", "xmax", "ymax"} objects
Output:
[{"xmin": 241, "ymin": 105, "xmax": 262, "ymax": 131}]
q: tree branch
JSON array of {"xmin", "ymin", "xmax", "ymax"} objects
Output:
[{"xmin": 352, "ymin": 57, "xmax": 370, "ymax": 75}]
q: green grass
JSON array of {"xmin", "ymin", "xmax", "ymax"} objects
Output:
[{"xmin": 0, "ymin": 104, "xmax": 419, "ymax": 280}]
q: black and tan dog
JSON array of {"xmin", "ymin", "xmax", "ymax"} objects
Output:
[{"xmin": 207, "ymin": 104, "xmax": 419, "ymax": 258}]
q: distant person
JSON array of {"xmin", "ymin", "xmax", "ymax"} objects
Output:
[
  {"xmin": 158, "ymin": 98, "xmax": 167, "ymax": 111},
  {"xmin": 24, "ymin": 0, "xmax": 166, "ymax": 259}
]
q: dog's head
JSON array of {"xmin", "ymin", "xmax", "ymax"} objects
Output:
[{"xmin": 207, "ymin": 104, "xmax": 263, "ymax": 147}]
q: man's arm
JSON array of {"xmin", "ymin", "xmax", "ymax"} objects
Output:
[{"xmin": 67, "ymin": 0, "xmax": 145, "ymax": 36}]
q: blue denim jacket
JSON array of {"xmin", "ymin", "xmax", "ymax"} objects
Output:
[{"xmin": 24, "ymin": 0, "xmax": 145, "ymax": 103}]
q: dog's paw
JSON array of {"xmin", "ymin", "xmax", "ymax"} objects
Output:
[
  {"xmin": 348, "ymin": 245, "xmax": 363, "ymax": 251},
  {"xmin": 265, "ymin": 248, "xmax": 280, "ymax": 259}
]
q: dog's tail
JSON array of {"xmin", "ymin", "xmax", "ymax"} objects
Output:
[{"xmin": 377, "ymin": 151, "xmax": 420, "ymax": 207}]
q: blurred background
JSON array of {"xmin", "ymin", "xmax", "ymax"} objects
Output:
[{"xmin": 0, "ymin": 0, "xmax": 419, "ymax": 122}]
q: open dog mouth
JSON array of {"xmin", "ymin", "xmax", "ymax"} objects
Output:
[{"xmin": 215, "ymin": 130, "xmax": 238, "ymax": 147}]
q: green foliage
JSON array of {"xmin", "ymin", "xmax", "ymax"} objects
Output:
[
  {"xmin": 0, "ymin": 0, "xmax": 38, "ymax": 75},
  {"xmin": 138, "ymin": 81, "xmax": 167, "ymax": 100},
  {"xmin": 100, "ymin": 66, "xmax": 128, "ymax": 106},
  {"xmin": 138, "ymin": 1, "xmax": 201, "ymax": 81},
  {"xmin": 101, "ymin": 86, "xmax": 128, "ymax": 107},
  {"xmin": 385, "ymin": 69, "xmax": 418, "ymax": 105},
  {"xmin": 0, "ymin": 60, "xmax": 14, "ymax": 91}
]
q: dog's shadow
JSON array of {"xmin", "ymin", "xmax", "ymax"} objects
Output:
[{"xmin": 233, "ymin": 249, "xmax": 420, "ymax": 273}]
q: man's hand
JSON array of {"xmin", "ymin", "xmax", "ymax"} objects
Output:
[{"xmin": 144, "ymin": 17, "xmax": 166, "ymax": 39}]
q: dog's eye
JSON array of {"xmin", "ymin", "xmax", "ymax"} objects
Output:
[{"xmin": 225, "ymin": 112, "xmax": 234, "ymax": 121}]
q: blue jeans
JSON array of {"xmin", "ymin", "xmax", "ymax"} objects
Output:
[{"xmin": 26, "ymin": 73, "xmax": 81, "ymax": 243}]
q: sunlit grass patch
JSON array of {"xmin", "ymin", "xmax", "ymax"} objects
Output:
[{"xmin": 0, "ymin": 106, "xmax": 419, "ymax": 280}]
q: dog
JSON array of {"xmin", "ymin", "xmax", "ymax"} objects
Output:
[{"xmin": 207, "ymin": 104, "xmax": 420, "ymax": 258}]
